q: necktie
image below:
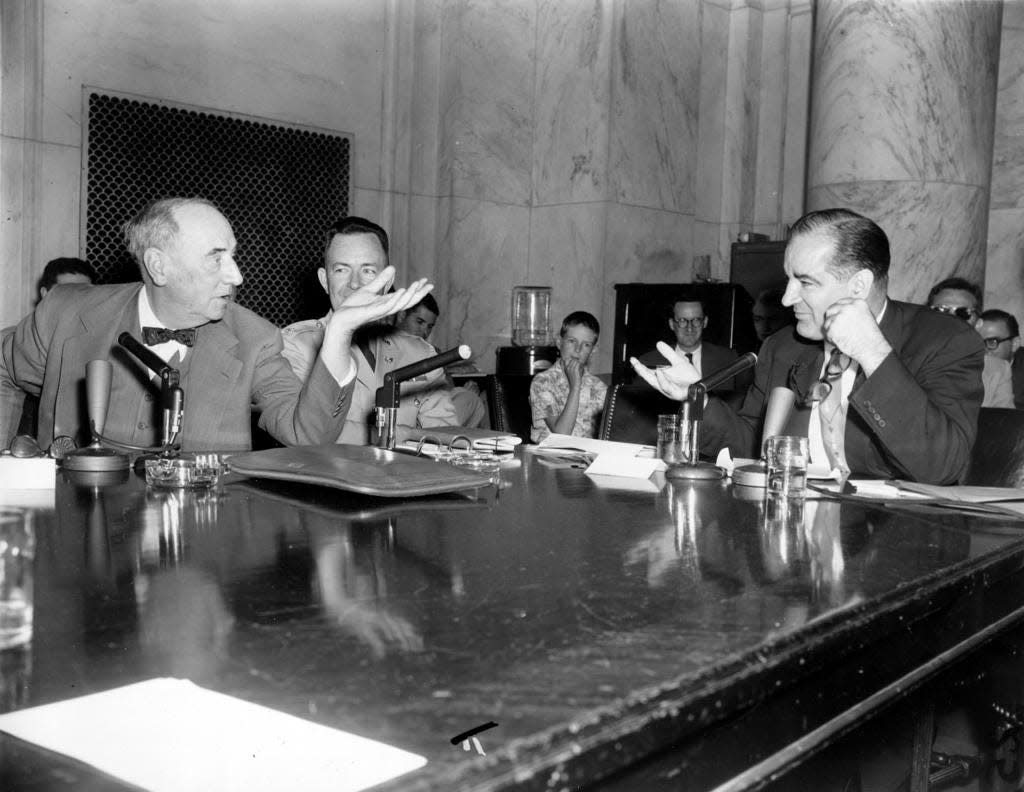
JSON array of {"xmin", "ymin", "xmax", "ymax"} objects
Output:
[
  {"xmin": 819, "ymin": 349, "xmax": 850, "ymax": 476},
  {"xmin": 142, "ymin": 326, "xmax": 197, "ymax": 347},
  {"xmin": 685, "ymin": 353, "xmax": 693, "ymax": 364},
  {"xmin": 357, "ymin": 337, "xmax": 377, "ymax": 371}
]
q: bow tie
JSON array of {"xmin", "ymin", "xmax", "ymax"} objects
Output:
[{"xmin": 142, "ymin": 326, "xmax": 197, "ymax": 347}]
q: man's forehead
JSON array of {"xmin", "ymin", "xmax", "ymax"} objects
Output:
[
  {"xmin": 411, "ymin": 305, "xmax": 438, "ymax": 321},
  {"xmin": 673, "ymin": 301, "xmax": 703, "ymax": 316},
  {"xmin": 174, "ymin": 203, "xmax": 234, "ymax": 247},
  {"xmin": 326, "ymin": 232, "xmax": 386, "ymax": 263},
  {"xmin": 932, "ymin": 288, "xmax": 976, "ymax": 309},
  {"xmin": 980, "ymin": 319, "xmax": 1010, "ymax": 335},
  {"xmin": 784, "ymin": 230, "xmax": 835, "ymax": 278}
]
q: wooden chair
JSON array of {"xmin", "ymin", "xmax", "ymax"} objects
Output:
[
  {"xmin": 963, "ymin": 407, "xmax": 1024, "ymax": 486},
  {"xmin": 490, "ymin": 375, "xmax": 534, "ymax": 443},
  {"xmin": 598, "ymin": 382, "xmax": 679, "ymax": 445}
]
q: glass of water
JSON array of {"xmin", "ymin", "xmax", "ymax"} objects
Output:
[{"xmin": 764, "ymin": 435, "xmax": 809, "ymax": 499}]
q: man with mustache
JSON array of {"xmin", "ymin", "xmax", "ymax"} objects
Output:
[
  {"xmin": 632, "ymin": 208, "xmax": 984, "ymax": 484},
  {"xmin": 0, "ymin": 197, "xmax": 431, "ymax": 452}
]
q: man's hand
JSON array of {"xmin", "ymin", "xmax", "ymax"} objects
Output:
[
  {"xmin": 630, "ymin": 342, "xmax": 700, "ymax": 401},
  {"xmin": 328, "ymin": 266, "xmax": 433, "ymax": 335},
  {"xmin": 822, "ymin": 298, "xmax": 892, "ymax": 377},
  {"xmin": 564, "ymin": 358, "xmax": 583, "ymax": 390}
]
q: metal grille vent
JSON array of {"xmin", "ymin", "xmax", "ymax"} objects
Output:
[{"xmin": 85, "ymin": 92, "xmax": 350, "ymax": 326}]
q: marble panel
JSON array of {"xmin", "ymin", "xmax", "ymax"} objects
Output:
[
  {"xmin": 528, "ymin": 203, "xmax": 608, "ymax": 349},
  {"xmin": 609, "ymin": 0, "xmax": 699, "ymax": 212},
  {"xmin": 693, "ymin": 220, "xmax": 737, "ymax": 284},
  {"xmin": 437, "ymin": 197, "xmax": 531, "ymax": 373},
  {"xmin": 42, "ymin": 0, "xmax": 386, "ymax": 190},
  {"xmin": 695, "ymin": 0, "xmax": 732, "ymax": 224},
  {"xmin": 991, "ymin": 20, "xmax": 1024, "ymax": 209},
  {"xmin": 533, "ymin": 0, "xmax": 612, "ymax": 206},
  {"xmin": 407, "ymin": 0, "xmax": 444, "ymax": 198},
  {"xmin": 37, "ymin": 142, "xmax": 84, "ymax": 266},
  {"xmin": 809, "ymin": 0, "xmax": 1001, "ymax": 187},
  {"xmin": 985, "ymin": 208, "xmax": 1024, "ymax": 324},
  {"xmin": 0, "ymin": 138, "xmax": 33, "ymax": 328},
  {"xmin": 437, "ymin": 0, "xmax": 534, "ymax": 206},
  {"xmin": 752, "ymin": 5, "xmax": 789, "ymax": 227},
  {"xmin": 596, "ymin": 204, "xmax": 694, "ymax": 373},
  {"xmin": 808, "ymin": 182, "xmax": 988, "ymax": 305},
  {"xmin": 781, "ymin": 3, "xmax": 812, "ymax": 228}
]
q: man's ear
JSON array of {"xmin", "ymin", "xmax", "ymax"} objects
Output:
[
  {"xmin": 143, "ymin": 248, "xmax": 168, "ymax": 285},
  {"xmin": 317, "ymin": 267, "xmax": 328, "ymax": 295},
  {"xmin": 849, "ymin": 269, "xmax": 874, "ymax": 297}
]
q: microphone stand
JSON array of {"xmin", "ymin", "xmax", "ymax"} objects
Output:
[
  {"xmin": 117, "ymin": 332, "xmax": 185, "ymax": 456},
  {"xmin": 664, "ymin": 352, "xmax": 758, "ymax": 482},
  {"xmin": 63, "ymin": 360, "xmax": 131, "ymax": 473},
  {"xmin": 374, "ymin": 344, "xmax": 472, "ymax": 449}
]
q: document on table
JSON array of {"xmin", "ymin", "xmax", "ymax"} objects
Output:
[
  {"xmin": 0, "ymin": 678, "xmax": 427, "ymax": 792},
  {"xmin": 528, "ymin": 433, "xmax": 657, "ymax": 458}
]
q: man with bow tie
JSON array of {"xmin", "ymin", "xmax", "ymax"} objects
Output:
[
  {"xmin": 632, "ymin": 208, "xmax": 984, "ymax": 484},
  {"xmin": 0, "ymin": 197, "xmax": 432, "ymax": 452}
]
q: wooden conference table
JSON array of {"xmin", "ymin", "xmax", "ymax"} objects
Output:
[{"xmin": 3, "ymin": 449, "xmax": 1024, "ymax": 791}]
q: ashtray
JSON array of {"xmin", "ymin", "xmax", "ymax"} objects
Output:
[{"xmin": 144, "ymin": 454, "xmax": 224, "ymax": 489}]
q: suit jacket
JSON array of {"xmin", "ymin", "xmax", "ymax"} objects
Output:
[
  {"xmin": 1012, "ymin": 348, "xmax": 1024, "ymax": 410},
  {"xmin": 700, "ymin": 300, "xmax": 984, "ymax": 484},
  {"xmin": 637, "ymin": 340, "xmax": 752, "ymax": 402},
  {"xmin": 0, "ymin": 283, "xmax": 352, "ymax": 452},
  {"xmin": 283, "ymin": 317, "xmax": 457, "ymax": 445}
]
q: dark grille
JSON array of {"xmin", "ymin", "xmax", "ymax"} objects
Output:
[{"xmin": 85, "ymin": 92, "xmax": 350, "ymax": 326}]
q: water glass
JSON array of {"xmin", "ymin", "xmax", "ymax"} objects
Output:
[
  {"xmin": 764, "ymin": 435, "xmax": 808, "ymax": 498},
  {"xmin": 657, "ymin": 415, "xmax": 685, "ymax": 464},
  {"xmin": 0, "ymin": 510, "xmax": 35, "ymax": 650}
]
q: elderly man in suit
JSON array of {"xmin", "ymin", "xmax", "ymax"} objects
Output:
[
  {"xmin": 0, "ymin": 197, "xmax": 431, "ymax": 453},
  {"xmin": 632, "ymin": 208, "xmax": 984, "ymax": 484},
  {"xmin": 637, "ymin": 289, "xmax": 751, "ymax": 405}
]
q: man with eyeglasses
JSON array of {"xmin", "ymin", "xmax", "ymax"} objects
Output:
[
  {"xmin": 926, "ymin": 278, "xmax": 1013, "ymax": 409},
  {"xmin": 977, "ymin": 309, "xmax": 1023, "ymax": 409},
  {"xmin": 636, "ymin": 290, "xmax": 751, "ymax": 404},
  {"xmin": 632, "ymin": 208, "xmax": 984, "ymax": 484},
  {"xmin": 283, "ymin": 216, "xmax": 458, "ymax": 445}
]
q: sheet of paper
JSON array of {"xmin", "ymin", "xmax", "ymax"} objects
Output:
[
  {"xmin": 534, "ymin": 434, "xmax": 656, "ymax": 458},
  {"xmin": 0, "ymin": 458, "xmax": 55, "ymax": 490},
  {"xmin": 0, "ymin": 678, "xmax": 426, "ymax": 792},
  {"xmin": 585, "ymin": 454, "xmax": 665, "ymax": 479}
]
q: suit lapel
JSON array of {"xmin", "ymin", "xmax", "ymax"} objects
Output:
[{"xmin": 183, "ymin": 320, "xmax": 243, "ymax": 439}]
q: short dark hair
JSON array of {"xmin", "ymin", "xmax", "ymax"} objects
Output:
[
  {"xmin": 980, "ymin": 308, "xmax": 1019, "ymax": 338},
  {"xmin": 39, "ymin": 257, "xmax": 96, "ymax": 292},
  {"xmin": 789, "ymin": 208, "xmax": 890, "ymax": 283},
  {"xmin": 927, "ymin": 277, "xmax": 982, "ymax": 310},
  {"xmin": 560, "ymin": 311, "xmax": 600, "ymax": 338},
  {"xmin": 412, "ymin": 293, "xmax": 440, "ymax": 317},
  {"xmin": 322, "ymin": 216, "xmax": 389, "ymax": 261},
  {"xmin": 671, "ymin": 288, "xmax": 705, "ymax": 316}
]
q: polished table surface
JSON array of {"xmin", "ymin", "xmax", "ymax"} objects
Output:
[{"xmin": 3, "ymin": 451, "xmax": 1024, "ymax": 791}]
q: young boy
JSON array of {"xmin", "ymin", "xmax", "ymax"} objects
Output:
[{"xmin": 529, "ymin": 311, "xmax": 607, "ymax": 442}]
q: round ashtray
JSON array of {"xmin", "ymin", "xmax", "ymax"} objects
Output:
[
  {"xmin": 144, "ymin": 454, "xmax": 223, "ymax": 489},
  {"xmin": 440, "ymin": 451, "xmax": 502, "ymax": 480}
]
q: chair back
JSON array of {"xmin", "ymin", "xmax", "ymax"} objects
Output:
[
  {"xmin": 963, "ymin": 407, "xmax": 1024, "ymax": 486},
  {"xmin": 599, "ymin": 383, "xmax": 679, "ymax": 445},
  {"xmin": 491, "ymin": 375, "xmax": 534, "ymax": 443}
]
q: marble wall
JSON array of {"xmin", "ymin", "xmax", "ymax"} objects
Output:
[
  {"xmin": 806, "ymin": 0, "xmax": 1002, "ymax": 304},
  {"xmin": 987, "ymin": 1, "xmax": 1024, "ymax": 326}
]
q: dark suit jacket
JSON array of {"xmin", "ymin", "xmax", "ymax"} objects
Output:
[
  {"xmin": 637, "ymin": 341, "xmax": 753, "ymax": 402},
  {"xmin": 0, "ymin": 283, "xmax": 352, "ymax": 452},
  {"xmin": 1012, "ymin": 348, "xmax": 1024, "ymax": 410},
  {"xmin": 700, "ymin": 300, "xmax": 984, "ymax": 484}
]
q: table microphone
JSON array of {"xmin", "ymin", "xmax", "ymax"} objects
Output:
[
  {"xmin": 686, "ymin": 352, "xmax": 758, "ymax": 399},
  {"xmin": 118, "ymin": 332, "xmax": 185, "ymax": 449},
  {"xmin": 374, "ymin": 344, "xmax": 472, "ymax": 449},
  {"xmin": 62, "ymin": 359, "xmax": 131, "ymax": 472}
]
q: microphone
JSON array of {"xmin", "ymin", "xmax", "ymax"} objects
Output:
[
  {"xmin": 375, "ymin": 345, "xmax": 472, "ymax": 409},
  {"xmin": 118, "ymin": 332, "xmax": 184, "ymax": 449},
  {"xmin": 687, "ymin": 352, "xmax": 757, "ymax": 398},
  {"xmin": 374, "ymin": 344, "xmax": 472, "ymax": 449},
  {"xmin": 62, "ymin": 359, "xmax": 130, "ymax": 473}
]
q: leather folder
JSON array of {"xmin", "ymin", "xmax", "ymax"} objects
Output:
[{"xmin": 226, "ymin": 444, "xmax": 494, "ymax": 497}]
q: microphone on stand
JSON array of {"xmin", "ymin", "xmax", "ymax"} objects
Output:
[
  {"xmin": 62, "ymin": 359, "xmax": 130, "ymax": 473},
  {"xmin": 667, "ymin": 352, "xmax": 759, "ymax": 481},
  {"xmin": 117, "ymin": 332, "xmax": 185, "ymax": 451},
  {"xmin": 374, "ymin": 345, "xmax": 472, "ymax": 449}
]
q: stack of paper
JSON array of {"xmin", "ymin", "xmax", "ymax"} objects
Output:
[{"xmin": 0, "ymin": 678, "xmax": 426, "ymax": 792}]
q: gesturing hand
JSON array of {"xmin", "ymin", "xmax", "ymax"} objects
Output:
[
  {"xmin": 630, "ymin": 342, "xmax": 700, "ymax": 401},
  {"xmin": 329, "ymin": 266, "xmax": 434, "ymax": 335}
]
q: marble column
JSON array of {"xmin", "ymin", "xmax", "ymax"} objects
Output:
[{"xmin": 806, "ymin": 0, "xmax": 1003, "ymax": 302}]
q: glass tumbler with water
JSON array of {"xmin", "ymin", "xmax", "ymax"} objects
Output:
[
  {"xmin": 657, "ymin": 414, "xmax": 687, "ymax": 465},
  {"xmin": 764, "ymin": 435, "xmax": 808, "ymax": 498},
  {"xmin": 0, "ymin": 510, "xmax": 35, "ymax": 650}
]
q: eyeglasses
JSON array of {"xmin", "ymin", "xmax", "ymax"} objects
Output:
[
  {"xmin": 982, "ymin": 335, "xmax": 1018, "ymax": 351},
  {"xmin": 672, "ymin": 317, "xmax": 705, "ymax": 329},
  {"xmin": 805, "ymin": 348, "xmax": 852, "ymax": 405},
  {"xmin": 930, "ymin": 304, "xmax": 977, "ymax": 323}
]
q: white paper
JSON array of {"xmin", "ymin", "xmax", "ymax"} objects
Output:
[
  {"xmin": 534, "ymin": 434, "xmax": 656, "ymax": 458},
  {"xmin": 0, "ymin": 678, "xmax": 426, "ymax": 792},
  {"xmin": 585, "ymin": 454, "xmax": 665, "ymax": 479},
  {"xmin": 0, "ymin": 458, "xmax": 55, "ymax": 490}
]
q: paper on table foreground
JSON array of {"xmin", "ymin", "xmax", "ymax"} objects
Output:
[
  {"xmin": 529, "ymin": 433, "xmax": 656, "ymax": 457},
  {"xmin": 0, "ymin": 678, "xmax": 426, "ymax": 792}
]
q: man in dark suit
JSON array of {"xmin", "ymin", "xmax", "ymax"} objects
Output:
[
  {"xmin": 0, "ymin": 197, "xmax": 432, "ymax": 452},
  {"xmin": 637, "ymin": 289, "xmax": 751, "ymax": 404},
  {"xmin": 632, "ymin": 208, "xmax": 983, "ymax": 484}
]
